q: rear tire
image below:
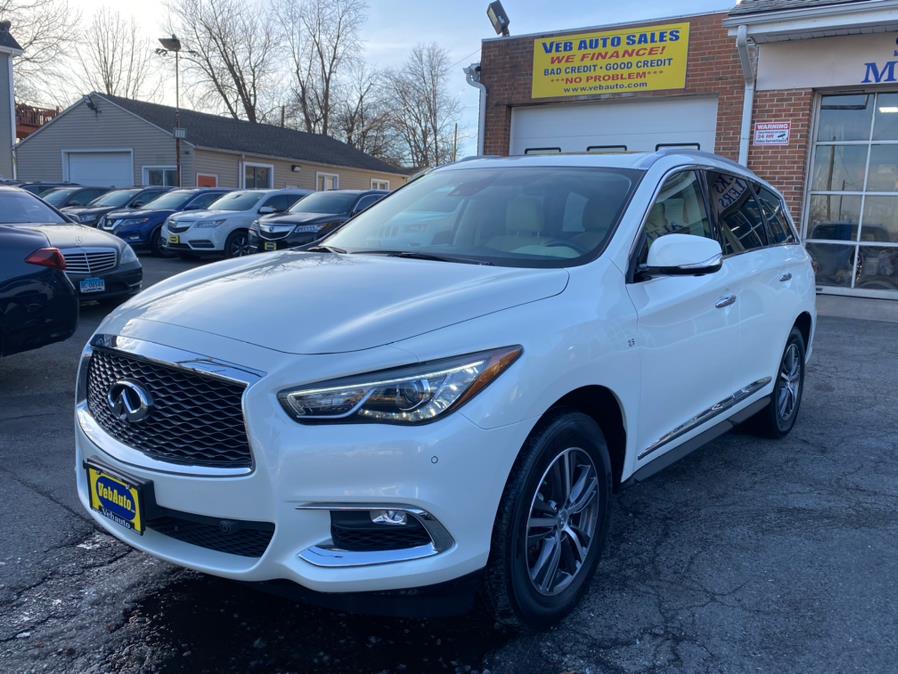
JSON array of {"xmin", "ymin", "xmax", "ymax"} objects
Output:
[
  {"xmin": 484, "ymin": 410, "xmax": 612, "ymax": 629},
  {"xmin": 748, "ymin": 327, "xmax": 806, "ymax": 438},
  {"xmin": 225, "ymin": 229, "xmax": 252, "ymax": 258}
]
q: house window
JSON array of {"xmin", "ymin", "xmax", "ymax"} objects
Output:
[
  {"xmin": 244, "ymin": 162, "xmax": 274, "ymax": 189},
  {"xmin": 143, "ymin": 166, "xmax": 178, "ymax": 186},
  {"xmin": 317, "ymin": 172, "xmax": 339, "ymax": 191},
  {"xmin": 371, "ymin": 178, "xmax": 390, "ymax": 190},
  {"xmin": 196, "ymin": 173, "xmax": 218, "ymax": 187}
]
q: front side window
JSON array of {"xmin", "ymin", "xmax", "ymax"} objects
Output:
[
  {"xmin": 755, "ymin": 185, "xmax": 797, "ymax": 245},
  {"xmin": 642, "ymin": 170, "xmax": 713, "ymax": 254},
  {"xmin": 0, "ymin": 191, "xmax": 67, "ymax": 224},
  {"xmin": 244, "ymin": 164, "xmax": 273, "ymax": 189},
  {"xmin": 707, "ymin": 171, "xmax": 768, "ymax": 254},
  {"xmin": 324, "ymin": 166, "xmax": 641, "ymax": 268}
]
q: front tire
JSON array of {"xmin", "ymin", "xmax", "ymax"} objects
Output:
[
  {"xmin": 749, "ymin": 327, "xmax": 806, "ymax": 438},
  {"xmin": 225, "ymin": 229, "xmax": 252, "ymax": 258},
  {"xmin": 151, "ymin": 227, "xmax": 175, "ymax": 257},
  {"xmin": 484, "ymin": 410, "xmax": 612, "ymax": 629}
]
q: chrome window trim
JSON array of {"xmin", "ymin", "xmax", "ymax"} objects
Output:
[
  {"xmin": 638, "ymin": 377, "xmax": 772, "ymax": 460},
  {"xmin": 295, "ymin": 502, "xmax": 455, "ymax": 568}
]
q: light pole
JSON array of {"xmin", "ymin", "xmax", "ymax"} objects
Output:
[{"xmin": 157, "ymin": 35, "xmax": 186, "ymax": 187}]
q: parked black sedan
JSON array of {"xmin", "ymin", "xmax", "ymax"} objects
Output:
[
  {"xmin": 0, "ymin": 187, "xmax": 143, "ymax": 303},
  {"xmin": 64, "ymin": 186, "xmax": 171, "ymax": 227},
  {"xmin": 248, "ymin": 189, "xmax": 388, "ymax": 252},
  {"xmin": 0, "ymin": 222, "xmax": 78, "ymax": 358}
]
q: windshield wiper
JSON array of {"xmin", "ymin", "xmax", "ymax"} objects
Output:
[
  {"xmin": 352, "ymin": 250, "xmax": 494, "ymax": 266},
  {"xmin": 304, "ymin": 244, "xmax": 348, "ymax": 254}
]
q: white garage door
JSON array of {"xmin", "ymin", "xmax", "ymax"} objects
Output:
[
  {"xmin": 64, "ymin": 151, "xmax": 133, "ymax": 187},
  {"xmin": 509, "ymin": 97, "xmax": 718, "ymax": 155}
]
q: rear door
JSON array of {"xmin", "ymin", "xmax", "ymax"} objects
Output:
[
  {"xmin": 705, "ymin": 171, "xmax": 799, "ymax": 388},
  {"xmin": 626, "ymin": 169, "xmax": 742, "ymax": 464}
]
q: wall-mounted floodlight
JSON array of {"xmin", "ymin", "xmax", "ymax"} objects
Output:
[{"xmin": 487, "ymin": 1, "xmax": 510, "ymax": 37}]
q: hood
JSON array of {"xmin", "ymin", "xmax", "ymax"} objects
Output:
[
  {"xmin": 16, "ymin": 224, "xmax": 126, "ymax": 250},
  {"xmin": 170, "ymin": 209, "xmax": 236, "ymax": 222},
  {"xmin": 259, "ymin": 212, "xmax": 343, "ymax": 226},
  {"xmin": 115, "ymin": 251, "xmax": 569, "ymax": 354}
]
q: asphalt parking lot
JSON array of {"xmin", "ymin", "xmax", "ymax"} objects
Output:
[{"xmin": 2, "ymin": 255, "xmax": 898, "ymax": 673}]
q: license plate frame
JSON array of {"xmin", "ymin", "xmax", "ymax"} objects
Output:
[
  {"xmin": 263, "ymin": 241, "xmax": 277, "ymax": 252},
  {"xmin": 79, "ymin": 277, "xmax": 106, "ymax": 294},
  {"xmin": 168, "ymin": 233, "xmax": 181, "ymax": 245},
  {"xmin": 85, "ymin": 461, "xmax": 147, "ymax": 535}
]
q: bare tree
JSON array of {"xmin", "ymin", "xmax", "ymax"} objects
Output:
[
  {"xmin": 76, "ymin": 7, "xmax": 158, "ymax": 100},
  {"xmin": 169, "ymin": 0, "xmax": 279, "ymax": 123},
  {"xmin": 384, "ymin": 43, "xmax": 459, "ymax": 168},
  {"xmin": 276, "ymin": 0, "xmax": 365, "ymax": 136},
  {"xmin": 334, "ymin": 63, "xmax": 400, "ymax": 162},
  {"xmin": 0, "ymin": 0, "xmax": 80, "ymax": 105}
]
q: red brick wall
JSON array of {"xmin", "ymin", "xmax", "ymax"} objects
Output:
[
  {"xmin": 479, "ymin": 12, "xmax": 745, "ymax": 160},
  {"xmin": 746, "ymin": 89, "xmax": 815, "ymax": 222}
]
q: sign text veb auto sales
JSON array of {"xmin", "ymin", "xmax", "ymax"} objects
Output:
[{"xmin": 531, "ymin": 22, "xmax": 690, "ymax": 99}]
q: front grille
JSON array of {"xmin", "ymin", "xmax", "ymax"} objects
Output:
[
  {"xmin": 86, "ymin": 348, "xmax": 252, "ymax": 468},
  {"xmin": 331, "ymin": 511, "xmax": 432, "ymax": 551},
  {"xmin": 63, "ymin": 248, "xmax": 117, "ymax": 274},
  {"xmin": 148, "ymin": 510, "xmax": 274, "ymax": 558},
  {"xmin": 168, "ymin": 220, "xmax": 193, "ymax": 233},
  {"xmin": 259, "ymin": 226, "xmax": 293, "ymax": 241}
]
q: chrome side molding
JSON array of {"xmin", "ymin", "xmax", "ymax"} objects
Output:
[{"xmin": 639, "ymin": 377, "xmax": 772, "ymax": 460}]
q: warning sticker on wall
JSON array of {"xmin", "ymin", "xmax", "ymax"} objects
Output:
[{"xmin": 753, "ymin": 122, "xmax": 791, "ymax": 146}]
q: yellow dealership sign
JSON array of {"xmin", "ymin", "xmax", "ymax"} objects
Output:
[{"xmin": 532, "ymin": 23, "xmax": 690, "ymax": 99}]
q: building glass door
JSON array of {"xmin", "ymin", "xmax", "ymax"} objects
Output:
[{"xmin": 805, "ymin": 92, "xmax": 898, "ymax": 297}]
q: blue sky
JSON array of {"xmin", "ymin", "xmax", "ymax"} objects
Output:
[{"xmin": 102, "ymin": 0, "xmax": 736, "ymax": 154}]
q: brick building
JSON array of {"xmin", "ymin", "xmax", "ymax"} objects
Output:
[{"xmin": 468, "ymin": 0, "xmax": 898, "ymax": 300}]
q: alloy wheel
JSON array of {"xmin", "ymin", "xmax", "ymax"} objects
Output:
[
  {"xmin": 777, "ymin": 342, "xmax": 802, "ymax": 421},
  {"xmin": 229, "ymin": 233, "xmax": 252, "ymax": 257},
  {"xmin": 525, "ymin": 447, "xmax": 600, "ymax": 596}
]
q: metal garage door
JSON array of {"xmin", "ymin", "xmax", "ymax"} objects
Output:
[
  {"xmin": 509, "ymin": 97, "xmax": 719, "ymax": 155},
  {"xmin": 64, "ymin": 151, "xmax": 133, "ymax": 187}
]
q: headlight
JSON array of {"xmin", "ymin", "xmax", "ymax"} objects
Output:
[
  {"xmin": 293, "ymin": 223, "xmax": 325, "ymax": 233},
  {"xmin": 196, "ymin": 218, "xmax": 227, "ymax": 228},
  {"xmin": 120, "ymin": 245, "xmax": 138, "ymax": 264},
  {"xmin": 121, "ymin": 217, "xmax": 150, "ymax": 226},
  {"xmin": 279, "ymin": 346, "xmax": 522, "ymax": 425}
]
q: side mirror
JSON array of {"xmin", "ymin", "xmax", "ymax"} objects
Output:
[
  {"xmin": 639, "ymin": 233, "xmax": 723, "ymax": 277},
  {"xmin": 258, "ymin": 205, "xmax": 277, "ymax": 214}
]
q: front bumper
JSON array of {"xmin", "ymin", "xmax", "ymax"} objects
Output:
[
  {"xmin": 68, "ymin": 264, "xmax": 142, "ymax": 301},
  {"xmin": 74, "ymin": 336, "xmax": 529, "ymax": 594},
  {"xmin": 162, "ymin": 223, "xmax": 227, "ymax": 253}
]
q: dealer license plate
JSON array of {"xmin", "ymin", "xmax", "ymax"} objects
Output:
[
  {"xmin": 168, "ymin": 233, "xmax": 181, "ymax": 245},
  {"xmin": 79, "ymin": 278, "xmax": 105, "ymax": 294},
  {"xmin": 263, "ymin": 241, "xmax": 277, "ymax": 252},
  {"xmin": 86, "ymin": 463, "xmax": 145, "ymax": 534}
]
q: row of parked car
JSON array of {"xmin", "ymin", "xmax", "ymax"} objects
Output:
[{"xmin": 0, "ymin": 181, "xmax": 390, "ymax": 359}]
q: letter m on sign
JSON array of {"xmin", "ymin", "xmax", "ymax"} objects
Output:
[{"xmin": 863, "ymin": 61, "xmax": 898, "ymax": 84}]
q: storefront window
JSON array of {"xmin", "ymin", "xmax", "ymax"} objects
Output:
[{"xmin": 805, "ymin": 92, "xmax": 898, "ymax": 296}]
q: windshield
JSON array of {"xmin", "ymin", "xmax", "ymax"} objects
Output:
[
  {"xmin": 324, "ymin": 166, "xmax": 641, "ymax": 267},
  {"xmin": 89, "ymin": 189, "xmax": 140, "ymax": 208},
  {"xmin": 289, "ymin": 192, "xmax": 356, "ymax": 215},
  {"xmin": 1, "ymin": 191, "xmax": 67, "ymax": 224},
  {"xmin": 42, "ymin": 188, "xmax": 79, "ymax": 206},
  {"xmin": 208, "ymin": 191, "xmax": 264, "ymax": 211},
  {"xmin": 140, "ymin": 190, "xmax": 196, "ymax": 211}
]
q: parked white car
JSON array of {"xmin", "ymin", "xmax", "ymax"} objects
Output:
[
  {"xmin": 162, "ymin": 189, "xmax": 309, "ymax": 257},
  {"xmin": 75, "ymin": 150, "xmax": 815, "ymax": 627}
]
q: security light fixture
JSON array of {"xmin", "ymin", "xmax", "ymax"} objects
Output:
[
  {"xmin": 487, "ymin": 1, "xmax": 510, "ymax": 37},
  {"xmin": 158, "ymin": 35, "xmax": 182, "ymax": 52}
]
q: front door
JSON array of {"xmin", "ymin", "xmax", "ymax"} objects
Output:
[{"xmin": 625, "ymin": 170, "xmax": 742, "ymax": 464}]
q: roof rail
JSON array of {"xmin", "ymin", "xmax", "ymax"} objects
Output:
[{"xmin": 638, "ymin": 148, "xmax": 747, "ymax": 171}]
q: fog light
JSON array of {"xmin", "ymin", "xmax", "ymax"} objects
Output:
[{"xmin": 370, "ymin": 509, "xmax": 407, "ymax": 526}]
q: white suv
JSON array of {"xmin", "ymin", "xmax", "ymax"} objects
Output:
[
  {"xmin": 75, "ymin": 151, "xmax": 815, "ymax": 627},
  {"xmin": 162, "ymin": 189, "xmax": 308, "ymax": 257}
]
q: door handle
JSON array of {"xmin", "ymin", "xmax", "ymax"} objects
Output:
[
  {"xmin": 779, "ymin": 272, "xmax": 792, "ymax": 282},
  {"xmin": 715, "ymin": 294, "xmax": 737, "ymax": 309}
]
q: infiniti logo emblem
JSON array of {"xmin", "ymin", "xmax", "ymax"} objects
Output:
[{"xmin": 106, "ymin": 380, "xmax": 153, "ymax": 423}]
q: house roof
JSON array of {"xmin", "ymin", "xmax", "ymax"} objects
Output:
[
  {"xmin": 0, "ymin": 20, "xmax": 23, "ymax": 52},
  {"xmin": 730, "ymin": 0, "xmax": 873, "ymax": 15},
  {"xmin": 98, "ymin": 93, "xmax": 403, "ymax": 175}
]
